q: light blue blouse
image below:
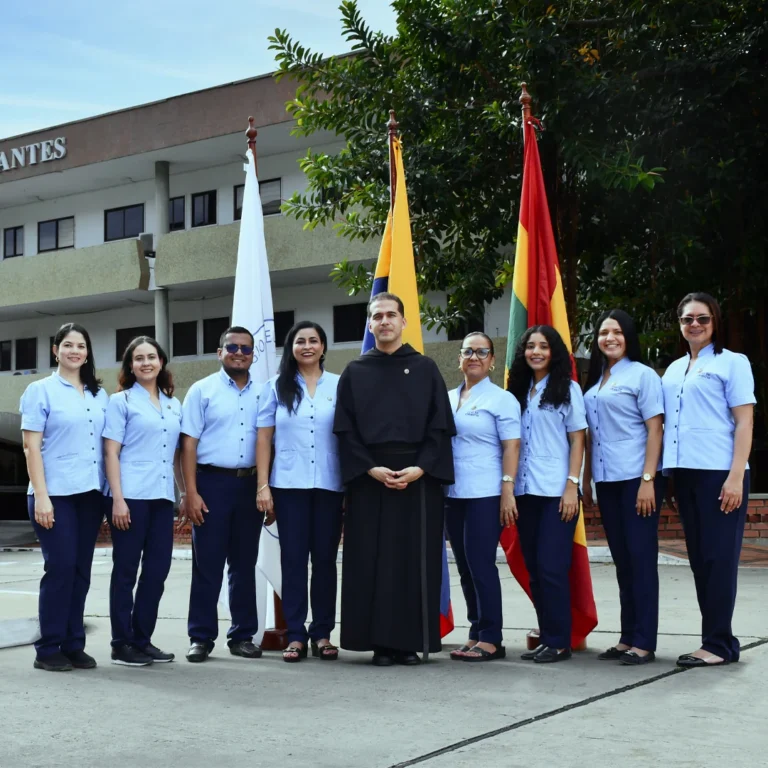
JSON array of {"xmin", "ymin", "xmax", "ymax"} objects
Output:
[
  {"xmin": 181, "ymin": 369, "xmax": 259, "ymax": 469},
  {"xmin": 515, "ymin": 377, "xmax": 587, "ymax": 497},
  {"xmin": 102, "ymin": 383, "xmax": 182, "ymax": 502},
  {"xmin": 19, "ymin": 373, "xmax": 108, "ymax": 497},
  {"xmin": 446, "ymin": 377, "xmax": 521, "ymax": 499},
  {"xmin": 662, "ymin": 344, "xmax": 755, "ymax": 471},
  {"xmin": 584, "ymin": 358, "xmax": 664, "ymax": 483},
  {"xmin": 257, "ymin": 372, "xmax": 343, "ymax": 493}
]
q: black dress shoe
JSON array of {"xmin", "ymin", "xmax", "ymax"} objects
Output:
[
  {"xmin": 372, "ymin": 652, "xmax": 394, "ymax": 667},
  {"xmin": 186, "ymin": 642, "xmax": 210, "ymax": 663},
  {"xmin": 394, "ymin": 651, "xmax": 421, "ymax": 666},
  {"xmin": 229, "ymin": 640, "xmax": 262, "ymax": 659},
  {"xmin": 533, "ymin": 646, "xmax": 572, "ymax": 663},
  {"xmin": 141, "ymin": 644, "xmax": 175, "ymax": 663},
  {"xmin": 62, "ymin": 649, "xmax": 97, "ymax": 669},
  {"xmin": 598, "ymin": 646, "xmax": 628, "ymax": 661},
  {"xmin": 33, "ymin": 652, "xmax": 73, "ymax": 672},
  {"xmin": 621, "ymin": 650, "xmax": 655, "ymax": 666},
  {"xmin": 521, "ymin": 644, "xmax": 545, "ymax": 661}
]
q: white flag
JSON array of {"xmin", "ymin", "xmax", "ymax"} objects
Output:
[{"xmin": 220, "ymin": 148, "xmax": 282, "ymax": 646}]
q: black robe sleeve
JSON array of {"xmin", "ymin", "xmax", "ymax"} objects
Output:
[
  {"xmin": 333, "ymin": 365, "xmax": 377, "ymax": 484},
  {"xmin": 415, "ymin": 361, "xmax": 456, "ymax": 485}
]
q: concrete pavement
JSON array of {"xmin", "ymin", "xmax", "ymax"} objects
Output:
[{"xmin": 1, "ymin": 550, "xmax": 766, "ymax": 768}]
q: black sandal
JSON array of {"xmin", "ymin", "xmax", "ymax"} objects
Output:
[
  {"xmin": 283, "ymin": 644, "xmax": 307, "ymax": 663},
  {"xmin": 459, "ymin": 645, "xmax": 506, "ymax": 662},
  {"xmin": 450, "ymin": 644, "xmax": 475, "ymax": 659},
  {"xmin": 310, "ymin": 641, "xmax": 339, "ymax": 661}
]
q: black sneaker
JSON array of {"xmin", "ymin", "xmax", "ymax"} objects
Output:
[
  {"xmin": 141, "ymin": 644, "xmax": 175, "ymax": 663},
  {"xmin": 62, "ymin": 649, "xmax": 97, "ymax": 669},
  {"xmin": 33, "ymin": 652, "xmax": 73, "ymax": 672},
  {"xmin": 186, "ymin": 642, "xmax": 210, "ymax": 663},
  {"xmin": 111, "ymin": 644, "xmax": 154, "ymax": 667},
  {"xmin": 229, "ymin": 640, "xmax": 262, "ymax": 659}
]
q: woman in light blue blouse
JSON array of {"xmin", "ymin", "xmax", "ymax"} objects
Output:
[
  {"xmin": 662, "ymin": 293, "xmax": 755, "ymax": 668},
  {"xmin": 506, "ymin": 325, "xmax": 587, "ymax": 664},
  {"xmin": 20, "ymin": 323, "xmax": 108, "ymax": 672},
  {"xmin": 446, "ymin": 332, "xmax": 520, "ymax": 663},
  {"xmin": 103, "ymin": 336, "xmax": 183, "ymax": 667},
  {"xmin": 582, "ymin": 310, "xmax": 664, "ymax": 665},
  {"xmin": 256, "ymin": 321, "xmax": 343, "ymax": 663}
]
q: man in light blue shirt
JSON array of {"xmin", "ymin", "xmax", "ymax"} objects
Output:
[{"xmin": 180, "ymin": 326, "xmax": 263, "ymax": 663}]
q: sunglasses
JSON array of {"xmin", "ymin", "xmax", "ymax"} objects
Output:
[
  {"xmin": 679, "ymin": 315, "xmax": 712, "ymax": 326},
  {"xmin": 224, "ymin": 343, "xmax": 254, "ymax": 355},
  {"xmin": 460, "ymin": 347, "xmax": 492, "ymax": 360}
]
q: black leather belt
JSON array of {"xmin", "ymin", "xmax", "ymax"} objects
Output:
[{"xmin": 197, "ymin": 464, "xmax": 255, "ymax": 478}]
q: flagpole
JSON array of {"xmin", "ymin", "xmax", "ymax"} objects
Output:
[
  {"xmin": 387, "ymin": 109, "xmax": 399, "ymax": 210},
  {"xmin": 245, "ymin": 115, "xmax": 289, "ymax": 652}
]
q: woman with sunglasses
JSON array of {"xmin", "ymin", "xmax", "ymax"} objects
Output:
[
  {"xmin": 506, "ymin": 325, "xmax": 587, "ymax": 663},
  {"xmin": 256, "ymin": 321, "xmax": 343, "ymax": 663},
  {"xmin": 582, "ymin": 310, "xmax": 664, "ymax": 665},
  {"xmin": 103, "ymin": 336, "xmax": 183, "ymax": 666},
  {"xmin": 662, "ymin": 293, "xmax": 755, "ymax": 668},
  {"xmin": 20, "ymin": 323, "xmax": 107, "ymax": 672},
  {"xmin": 445, "ymin": 333, "xmax": 520, "ymax": 662}
]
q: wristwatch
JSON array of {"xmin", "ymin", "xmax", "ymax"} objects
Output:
[
  {"xmin": 642, "ymin": 473, "xmax": 655, "ymax": 482},
  {"xmin": 567, "ymin": 475, "xmax": 580, "ymax": 486},
  {"xmin": 502, "ymin": 475, "xmax": 515, "ymax": 484}
]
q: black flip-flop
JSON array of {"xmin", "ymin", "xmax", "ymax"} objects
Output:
[{"xmin": 450, "ymin": 644, "xmax": 475, "ymax": 659}]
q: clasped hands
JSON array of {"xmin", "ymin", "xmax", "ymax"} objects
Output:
[{"xmin": 368, "ymin": 466, "xmax": 424, "ymax": 490}]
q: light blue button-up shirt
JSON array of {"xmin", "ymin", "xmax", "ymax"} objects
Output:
[
  {"xmin": 19, "ymin": 373, "xmax": 108, "ymax": 497},
  {"xmin": 662, "ymin": 344, "xmax": 755, "ymax": 471},
  {"xmin": 584, "ymin": 358, "xmax": 664, "ymax": 483},
  {"xmin": 102, "ymin": 383, "xmax": 182, "ymax": 502},
  {"xmin": 181, "ymin": 369, "xmax": 259, "ymax": 469},
  {"xmin": 257, "ymin": 372, "xmax": 343, "ymax": 492},
  {"xmin": 515, "ymin": 377, "xmax": 587, "ymax": 497},
  {"xmin": 446, "ymin": 377, "xmax": 521, "ymax": 499}
]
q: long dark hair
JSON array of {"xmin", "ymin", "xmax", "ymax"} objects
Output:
[
  {"xmin": 276, "ymin": 321, "xmax": 328, "ymax": 414},
  {"xmin": 677, "ymin": 292, "xmax": 724, "ymax": 354},
  {"xmin": 52, "ymin": 323, "xmax": 101, "ymax": 397},
  {"xmin": 118, "ymin": 336, "xmax": 174, "ymax": 397},
  {"xmin": 506, "ymin": 325, "xmax": 572, "ymax": 412},
  {"xmin": 584, "ymin": 309, "xmax": 644, "ymax": 392}
]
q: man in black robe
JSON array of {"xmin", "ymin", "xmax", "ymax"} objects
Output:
[{"xmin": 333, "ymin": 292, "xmax": 455, "ymax": 666}]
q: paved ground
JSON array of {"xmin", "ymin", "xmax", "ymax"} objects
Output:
[{"xmin": 1, "ymin": 550, "xmax": 766, "ymax": 768}]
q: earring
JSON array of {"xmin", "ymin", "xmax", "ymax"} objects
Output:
[
  {"xmin": 490, "ymin": 364, "xmax": 496, "ymax": 371},
  {"xmin": 55, "ymin": 357, "xmax": 59, "ymax": 363}
]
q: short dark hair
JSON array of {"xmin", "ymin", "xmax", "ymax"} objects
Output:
[
  {"xmin": 462, "ymin": 331, "xmax": 495, "ymax": 357},
  {"xmin": 118, "ymin": 336, "xmax": 174, "ymax": 397},
  {"xmin": 677, "ymin": 292, "xmax": 723, "ymax": 354},
  {"xmin": 367, "ymin": 292, "xmax": 405, "ymax": 317},
  {"xmin": 219, "ymin": 325, "xmax": 255, "ymax": 348}
]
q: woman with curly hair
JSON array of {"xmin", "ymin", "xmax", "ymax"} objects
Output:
[{"xmin": 506, "ymin": 325, "xmax": 587, "ymax": 663}]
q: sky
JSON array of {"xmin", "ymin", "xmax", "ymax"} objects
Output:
[{"xmin": 0, "ymin": 0, "xmax": 398, "ymax": 139}]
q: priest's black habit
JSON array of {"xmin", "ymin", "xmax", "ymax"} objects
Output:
[{"xmin": 333, "ymin": 344, "xmax": 455, "ymax": 655}]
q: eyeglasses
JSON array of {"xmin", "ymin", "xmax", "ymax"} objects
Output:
[
  {"xmin": 224, "ymin": 343, "xmax": 254, "ymax": 355},
  {"xmin": 460, "ymin": 347, "xmax": 492, "ymax": 360},
  {"xmin": 679, "ymin": 315, "xmax": 712, "ymax": 326}
]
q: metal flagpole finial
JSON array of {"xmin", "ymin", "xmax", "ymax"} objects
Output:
[
  {"xmin": 519, "ymin": 83, "xmax": 532, "ymax": 123},
  {"xmin": 246, "ymin": 116, "xmax": 258, "ymax": 169},
  {"xmin": 387, "ymin": 109, "xmax": 399, "ymax": 138},
  {"xmin": 387, "ymin": 110, "xmax": 399, "ymax": 210}
]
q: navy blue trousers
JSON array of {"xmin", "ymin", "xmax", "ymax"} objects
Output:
[
  {"xmin": 107, "ymin": 498, "xmax": 174, "ymax": 649},
  {"xmin": 272, "ymin": 488, "xmax": 344, "ymax": 644},
  {"xmin": 515, "ymin": 494, "xmax": 576, "ymax": 648},
  {"xmin": 674, "ymin": 469, "xmax": 749, "ymax": 661},
  {"xmin": 28, "ymin": 490, "xmax": 104, "ymax": 658},
  {"xmin": 596, "ymin": 476, "xmax": 665, "ymax": 652},
  {"xmin": 444, "ymin": 496, "xmax": 504, "ymax": 644},
  {"xmin": 188, "ymin": 472, "xmax": 262, "ymax": 648}
]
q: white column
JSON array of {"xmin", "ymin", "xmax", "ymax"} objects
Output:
[{"xmin": 154, "ymin": 161, "xmax": 171, "ymax": 353}]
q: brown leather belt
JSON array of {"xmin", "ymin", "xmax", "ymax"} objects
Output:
[{"xmin": 196, "ymin": 464, "xmax": 255, "ymax": 478}]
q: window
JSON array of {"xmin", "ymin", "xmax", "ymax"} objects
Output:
[
  {"xmin": 447, "ymin": 312, "xmax": 485, "ymax": 341},
  {"xmin": 49, "ymin": 337, "xmax": 56, "ymax": 368},
  {"xmin": 105, "ymin": 204, "xmax": 144, "ymax": 242},
  {"xmin": 169, "ymin": 196, "xmax": 185, "ymax": 232},
  {"xmin": 333, "ymin": 303, "xmax": 368, "ymax": 343},
  {"xmin": 38, "ymin": 217, "xmax": 74, "ymax": 252},
  {"xmin": 234, "ymin": 178, "xmax": 282, "ymax": 220},
  {"xmin": 173, "ymin": 321, "xmax": 198, "ymax": 357},
  {"xmin": 3, "ymin": 226, "xmax": 23, "ymax": 258},
  {"xmin": 15, "ymin": 338, "xmax": 37, "ymax": 371},
  {"xmin": 0, "ymin": 340, "xmax": 10, "ymax": 372},
  {"xmin": 274, "ymin": 310, "xmax": 295, "ymax": 348},
  {"xmin": 115, "ymin": 325, "xmax": 155, "ymax": 362},
  {"xmin": 192, "ymin": 190, "xmax": 217, "ymax": 227},
  {"xmin": 202, "ymin": 317, "xmax": 230, "ymax": 354}
]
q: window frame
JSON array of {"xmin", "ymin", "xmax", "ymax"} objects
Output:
[
  {"xmin": 169, "ymin": 196, "xmax": 186, "ymax": 232},
  {"xmin": 104, "ymin": 203, "xmax": 145, "ymax": 242},
  {"xmin": 3, "ymin": 225, "xmax": 23, "ymax": 258},
  {"xmin": 234, "ymin": 178, "xmax": 282, "ymax": 221},
  {"xmin": 274, "ymin": 310, "xmax": 295, "ymax": 348},
  {"xmin": 37, "ymin": 216, "xmax": 75, "ymax": 253},
  {"xmin": 172, "ymin": 320, "xmax": 199, "ymax": 358},
  {"xmin": 15, "ymin": 337, "xmax": 37, "ymax": 371},
  {"xmin": 191, "ymin": 190, "xmax": 218, "ymax": 228},
  {"xmin": 0, "ymin": 340, "xmax": 11, "ymax": 372},
  {"xmin": 332, "ymin": 302, "xmax": 369, "ymax": 344},
  {"xmin": 202, "ymin": 317, "xmax": 230, "ymax": 355}
]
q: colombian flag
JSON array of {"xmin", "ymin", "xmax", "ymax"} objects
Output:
[
  {"xmin": 501, "ymin": 117, "xmax": 598, "ymax": 647},
  {"xmin": 361, "ymin": 137, "xmax": 454, "ymax": 638}
]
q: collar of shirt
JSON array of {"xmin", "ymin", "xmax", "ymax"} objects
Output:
[
  {"xmin": 52, "ymin": 371, "xmax": 78, "ymax": 390},
  {"xmin": 218, "ymin": 367, "xmax": 252, "ymax": 391},
  {"xmin": 605, "ymin": 356, "xmax": 632, "ymax": 380},
  {"xmin": 297, "ymin": 371, "xmax": 325, "ymax": 389},
  {"xmin": 529, "ymin": 373, "xmax": 550, "ymax": 402},
  {"xmin": 455, "ymin": 375, "xmax": 493, "ymax": 403},
  {"xmin": 686, "ymin": 343, "xmax": 715, "ymax": 363}
]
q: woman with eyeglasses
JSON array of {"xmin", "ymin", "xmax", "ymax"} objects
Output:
[
  {"xmin": 582, "ymin": 310, "xmax": 664, "ymax": 665},
  {"xmin": 20, "ymin": 323, "xmax": 108, "ymax": 672},
  {"xmin": 103, "ymin": 336, "xmax": 183, "ymax": 667},
  {"xmin": 256, "ymin": 321, "xmax": 343, "ymax": 663},
  {"xmin": 445, "ymin": 333, "xmax": 520, "ymax": 662},
  {"xmin": 506, "ymin": 325, "xmax": 587, "ymax": 663},
  {"xmin": 662, "ymin": 292, "xmax": 755, "ymax": 668}
]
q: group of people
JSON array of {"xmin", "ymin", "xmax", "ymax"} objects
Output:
[{"xmin": 20, "ymin": 290, "xmax": 755, "ymax": 674}]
